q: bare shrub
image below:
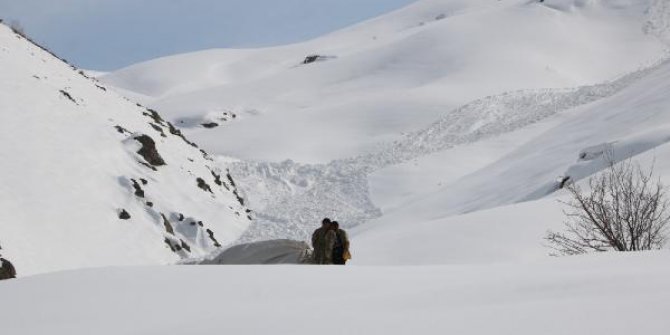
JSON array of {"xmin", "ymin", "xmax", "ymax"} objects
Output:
[{"xmin": 546, "ymin": 158, "xmax": 670, "ymax": 255}]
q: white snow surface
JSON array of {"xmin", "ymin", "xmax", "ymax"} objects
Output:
[
  {"xmin": 1, "ymin": 252, "xmax": 670, "ymax": 335},
  {"xmin": 0, "ymin": 25, "xmax": 251, "ymax": 276},
  {"xmin": 5, "ymin": 1, "xmax": 670, "ymax": 333}
]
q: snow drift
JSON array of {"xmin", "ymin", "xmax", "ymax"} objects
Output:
[
  {"xmin": 196, "ymin": 239, "xmax": 311, "ymax": 265},
  {"xmin": 1, "ymin": 252, "xmax": 670, "ymax": 335}
]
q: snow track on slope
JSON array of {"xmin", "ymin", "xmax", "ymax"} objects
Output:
[{"xmin": 353, "ymin": 57, "xmax": 670, "ymax": 171}]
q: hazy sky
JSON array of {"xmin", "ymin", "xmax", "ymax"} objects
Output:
[{"xmin": 0, "ymin": 0, "xmax": 417, "ymax": 71}]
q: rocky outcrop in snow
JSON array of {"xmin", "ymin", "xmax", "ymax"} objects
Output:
[{"xmin": 0, "ymin": 24, "xmax": 252, "ymax": 275}]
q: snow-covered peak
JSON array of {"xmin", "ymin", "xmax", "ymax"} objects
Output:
[
  {"xmin": 0, "ymin": 24, "xmax": 252, "ymax": 276},
  {"xmin": 102, "ymin": 0, "xmax": 669, "ymax": 164}
]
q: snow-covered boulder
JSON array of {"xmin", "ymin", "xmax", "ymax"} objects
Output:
[{"xmin": 198, "ymin": 239, "xmax": 312, "ymax": 265}]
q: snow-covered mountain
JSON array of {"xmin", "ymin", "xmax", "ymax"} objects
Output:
[
  {"xmin": 101, "ymin": 0, "xmax": 670, "ymax": 244},
  {"xmin": 5, "ymin": 0, "xmax": 670, "ymax": 334},
  {"xmin": 102, "ymin": 0, "xmax": 669, "ymax": 162},
  {"xmin": 0, "ymin": 24, "xmax": 251, "ymax": 276}
]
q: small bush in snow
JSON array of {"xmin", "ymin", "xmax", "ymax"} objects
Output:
[{"xmin": 546, "ymin": 158, "xmax": 670, "ymax": 255}]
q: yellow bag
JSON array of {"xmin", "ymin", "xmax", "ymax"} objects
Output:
[{"xmin": 343, "ymin": 250, "xmax": 352, "ymax": 260}]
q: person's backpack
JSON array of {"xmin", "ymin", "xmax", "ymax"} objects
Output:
[{"xmin": 0, "ymin": 258, "xmax": 17, "ymax": 279}]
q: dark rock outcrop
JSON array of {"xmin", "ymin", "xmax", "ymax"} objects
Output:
[
  {"xmin": 196, "ymin": 177, "xmax": 213, "ymax": 193},
  {"xmin": 201, "ymin": 122, "xmax": 219, "ymax": 128},
  {"xmin": 118, "ymin": 209, "xmax": 131, "ymax": 220},
  {"xmin": 161, "ymin": 214, "xmax": 175, "ymax": 235},
  {"xmin": 131, "ymin": 179, "xmax": 145, "ymax": 197},
  {"xmin": 206, "ymin": 229, "xmax": 222, "ymax": 248},
  {"xmin": 0, "ymin": 257, "xmax": 17, "ymax": 280},
  {"xmin": 59, "ymin": 89, "xmax": 77, "ymax": 104},
  {"xmin": 134, "ymin": 134, "xmax": 166, "ymax": 167}
]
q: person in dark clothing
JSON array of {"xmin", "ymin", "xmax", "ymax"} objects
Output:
[
  {"xmin": 311, "ymin": 218, "xmax": 336, "ymax": 264},
  {"xmin": 331, "ymin": 221, "xmax": 351, "ymax": 265}
]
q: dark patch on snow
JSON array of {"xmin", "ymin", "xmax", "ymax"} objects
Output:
[
  {"xmin": 167, "ymin": 122, "xmax": 198, "ymax": 148},
  {"xmin": 435, "ymin": 13, "xmax": 447, "ymax": 20},
  {"xmin": 226, "ymin": 172, "xmax": 237, "ymax": 188},
  {"xmin": 131, "ymin": 179, "xmax": 145, "ymax": 198},
  {"xmin": 118, "ymin": 209, "xmax": 131, "ymax": 220},
  {"xmin": 303, "ymin": 55, "xmax": 319, "ymax": 64},
  {"xmin": 206, "ymin": 229, "xmax": 222, "ymax": 248},
  {"xmin": 140, "ymin": 178, "xmax": 148, "ymax": 185},
  {"xmin": 164, "ymin": 237, "xmax": 181, "ymax": 252},
  {"xmin": 196, "ymin": 177, "xmax": 213, "ymax": 193},
  {"xmin": 302, "ymin": 55, "xmax": 329, "ymax": 64},
  {"xmin": 143, "ymin": 108, "xmax": 166, "ymax": 126},
  {"xmin": 201, "ymin": 122, "xmax": 219, "ymax": 128},
  {"xmin": 77, "ymin": 70, "xmax": 90, "ymax": 79},
  {"xmin": 178, "ymin": 213, "xmax": 185, "ymax": 221},
  {"xmin": 59, "ymin": 89, "xmax": 77, "ymax": 104},
  {"xmin": 138, "ymin": 161, "xmax": 157, "ymax": 171},
  {"xmin": 161, "ymin": 213, "xmax": 175, "ymax": 235},
  {"xmin": 150, "ymin": 123, "xmax": 167, "ymax": 137},
  {"xmin": 225, "ymin": 170, "xmax": 245, "ymax": 205},
  {"xmin": 211, "ymin": 171, "xmax": 224, "ymax": 187},
  {"xmin": 134, "ymin": 134, "xmax": 166, "ymax": 167},
  {"xmin": 558, "ymin": 176, "xmax": 572, "ymax": 189},
  {"xmin": 95, "ymin": 84, "xmax": 107, "ymax": 91},
  {"xmin": 0, "ymin": 257, "xmax": 17, "ymax": 280},
  {"xmin": 0, "ymin": 242, "xmax": 17, "ymax": 279},
  {"xmin": 302, "ymin": 55, "xmax": 336, "ymax": 65},
  {"xmin": 233, "ymin": 190, "xmax": 245, "ymax": 206},
  {"xmin": 114, "ymin": 125, "xmax": 129, "ymax": 134},
  {"xmin": 180, "ymin": 240, "xmax": 191, "ymax": 253},
  {"xmin": 146, "ymin": 201, "xmax": 153, "ymax": 207}
]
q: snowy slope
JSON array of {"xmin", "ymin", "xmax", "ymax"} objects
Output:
[
  {"xmin": 366, "ymin": 57, "xmax": 670, "ymax": 226},
  {"xmin": 96, "ymin": 0, "xmax": 670, "ymax": 245},
  {"xmin": 4, "ymin": 2, "xmax": 670, "ymax": 334},
  {"xmin": 2, "ymin": 252, "xmax": 670, "ymax": 335},
  {"xmin": 103, "ymin": 0, "xmax": 668, "ymax": 163},
  {"xmin": 0, "ymin": 25, "xmax": 251, "ymax": 276}
]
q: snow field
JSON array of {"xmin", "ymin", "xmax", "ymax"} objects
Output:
[
  {"xmin": 3, "ymin": 1, "xmax": 670, "ymax": 334},
  {"xmin": 1, "ymin": 252, "xmax": 669, "ymax": 335}
]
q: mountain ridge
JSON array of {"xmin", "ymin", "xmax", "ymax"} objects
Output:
[{"xmin": 0, "ymin": 24, "xmax": 251, "ymax": 275}]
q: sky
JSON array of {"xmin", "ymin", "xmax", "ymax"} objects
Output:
[{"xmin": 0, "ymin": 0, "xmax": 417, "ymax": 71}]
